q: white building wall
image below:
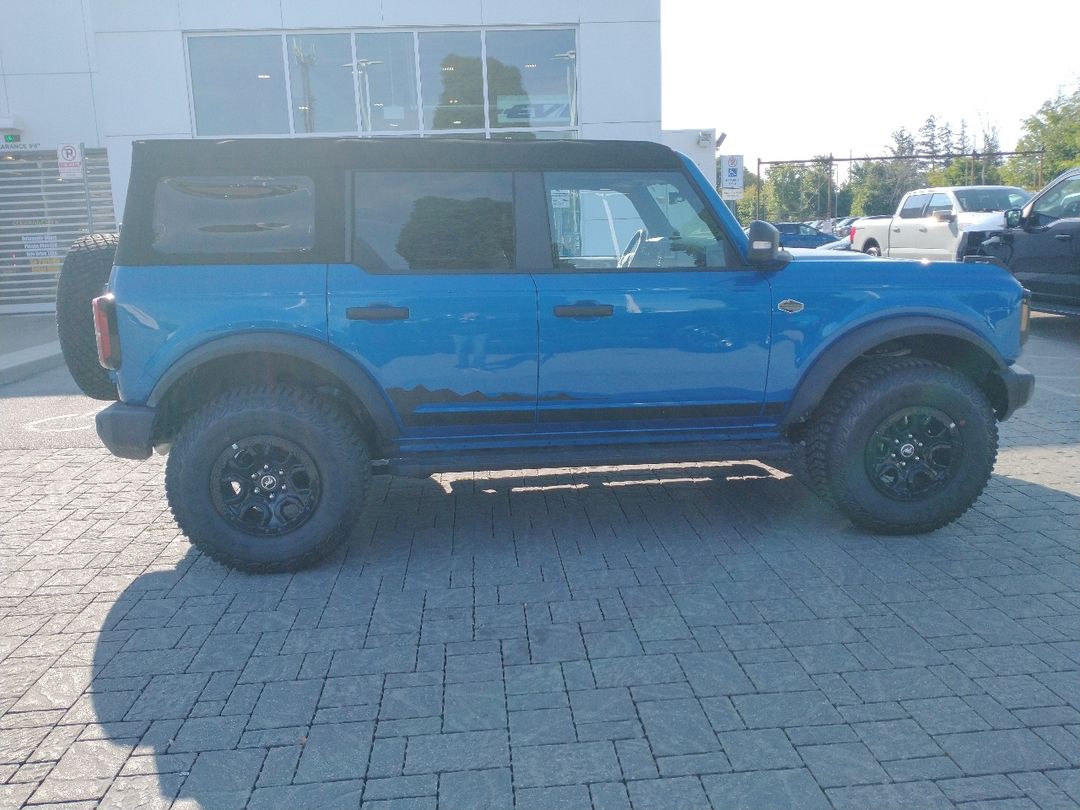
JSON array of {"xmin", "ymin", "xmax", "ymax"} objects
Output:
[{"xmin": 5, "ymin": 1, "xmax": 675, "ymax": 218}]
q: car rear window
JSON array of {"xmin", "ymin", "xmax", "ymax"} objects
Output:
[
  {"xmin": 352, "ymin": 171, "xmax": 514, "ymax": 272},
  {"xmin": 152, "ymin": 176, "xmax": 315, "ymax": 255}
]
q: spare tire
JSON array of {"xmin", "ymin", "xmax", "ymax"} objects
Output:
[{"xmin": 56, "ymin": 233, "xmax": 119, "ymax": 400}]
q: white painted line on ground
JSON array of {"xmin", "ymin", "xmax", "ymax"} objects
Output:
[{"xmin": 25, "ymin": 410, "xmax": 100, "ymax": 433}]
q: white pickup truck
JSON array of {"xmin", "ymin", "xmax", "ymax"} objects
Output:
[{"xmin": 851, "ymin": 185, "xmax": 1032, "ymax": 260}]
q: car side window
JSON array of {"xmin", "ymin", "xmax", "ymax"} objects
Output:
[
  {"xmin": 926, "ymin": 193, "xmax": 953, "ymax": 216},
  {"xmin": 544, "ymin": 171, "xmax": 728, "ymax": 270},
  {"xmin": 152, "ymin": 176, "xmax": 315, "ymax": 254},
  {"xmin": 352, "ymin": 172, "xmax": 514, "ymax": 272},
  {"xmin": 1032, "ymin": 176, "xmax": 1080, "ymax": 226},
  {"xmin": 899, "ymin": 193, "xmax": 931, "ymax": 219}
]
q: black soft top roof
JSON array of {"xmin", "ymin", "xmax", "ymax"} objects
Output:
[{"xmin": 130, "ymin": 137, "xmax": 683, "ymax": 175}]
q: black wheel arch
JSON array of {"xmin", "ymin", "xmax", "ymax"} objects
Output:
[
  {"xmin": 780, "ymin": 315, "xmax": 1010, "ymax": 433},
  {"xmin": 147, "ymin": 332, "xmax": 400, "ymax": 453}
]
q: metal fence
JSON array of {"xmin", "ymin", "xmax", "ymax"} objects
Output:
[{"xmin": 0, "ymin": 149, "xmax": 116, "ymax": 313}]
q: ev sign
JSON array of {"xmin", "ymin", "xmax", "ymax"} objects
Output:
[
  {"xmin": 720, "ymin": 154, "xmax": 744, "ymax": 200},
  {"xmin": 57, "ymin": 143, "xmax": 84, "ymax": 181}
]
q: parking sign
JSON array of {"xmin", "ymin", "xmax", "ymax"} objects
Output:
[{"xmin": 57, "ymin": 143, "xmax": 84, "ymax": 180}]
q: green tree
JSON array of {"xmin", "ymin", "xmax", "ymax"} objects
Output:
[{"xmin": 1003, "ymin": 88, "xmax": 1080, "ymax": 188}]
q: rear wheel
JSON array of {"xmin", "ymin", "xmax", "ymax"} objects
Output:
[
  {"xmin": 863, "ymin": 243, "xmax": 881, "ymax": 257},
  {"xmin": 165, "ymin": 386, "xmax": 370, "ymax": 572},
  {"xmin": 805, "ymin": 358, "xmax": 997, "ymax": 534}
]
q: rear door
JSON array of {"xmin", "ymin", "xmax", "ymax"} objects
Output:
[
  {"xmin": 889, "ymin": 193, "xmax": 931, "ymax": 259},
  {"xmin": 328, "ymin": 171, "xmax": 538, "ymax": 440},
  {"xmin": 921, "ymin": 192, "xmax": 960, "ymax": 260},
  {"xmin": 531, "ymin": 169, "xmax": 772, "ymax": 438}
]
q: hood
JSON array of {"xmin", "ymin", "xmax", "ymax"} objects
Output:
[
  {"xmin": 957, "ymin": 210, "xmax": 1006, "ymax": 232},
  {"xmin": 786, "ymin": 247, "xmax": 874, "ymax": 261}
]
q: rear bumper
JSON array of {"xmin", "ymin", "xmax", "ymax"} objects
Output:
[
  {"xmin": 992, "ymin": 364, "xmax": 1035, "ymax": 420},
  {"xmin": 96, "ymin": 402, "xmax": 156, "ymax": 460}
]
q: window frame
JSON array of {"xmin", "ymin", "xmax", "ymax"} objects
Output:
[{"xmin": 184, "ymin": 26, "xmax": 579, "ymax": 141}]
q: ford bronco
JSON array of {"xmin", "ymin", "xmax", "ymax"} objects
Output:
[{"xmin": 67, "ymin": 138, "xmax": 1033, "ymax": 571}]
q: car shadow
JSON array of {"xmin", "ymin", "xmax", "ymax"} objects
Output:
[{"xmin": 87, "ymin": 463, "xmax": 1079, "ymax": 807}]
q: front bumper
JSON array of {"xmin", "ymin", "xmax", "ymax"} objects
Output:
[
  {"xmin": 992, "ymin": 364, "xmax": 1035, "ymax": 420},
  {"xmin": 96, "ymin": 402, "xmax": 156, "ymax": 460}
]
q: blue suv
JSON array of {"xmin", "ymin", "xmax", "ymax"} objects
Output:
[{"xmin": 68, "ymin": 138, "xmax": 1033, "ymax": 571}]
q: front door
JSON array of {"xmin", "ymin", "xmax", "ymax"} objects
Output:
[
  {"xmin": 532, "ymin": 170, "xmax": 772, "ymax": 439},
  {"xmin": 328, "ymin": 170, "xmax": 538, "ymax": 440},
  {"xmin": 1009, "ymin": 174, "xmax": 1080, "ymax": 306}
]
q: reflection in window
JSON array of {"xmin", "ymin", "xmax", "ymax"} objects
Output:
[
  {"xmin": 189, "ymin": 36, "xmax": 290, "ymax": 135},
  {"xmin": 152, "ymin": 176, "xmax": 315, "ymax": 254},
  {"xmin": 418, "ymin": 31, "xmax": 484, "ymax": 130},
  {"xmin": 354, "ymin": 32, "xmax": 420, "ymax": 132},
  {"xmin": 353, "ymin": 172, "xmax": 514, "ymax": 271},
  {"xmin": 287, "ymin": 34, "xmax": 357, "ymax": 133},
  {"xmin": 485, "ymin": 29, "xmax": 576, "ymax": 129},
  {"xmin": 545, "ymin": 172, "xmax": 726, "ymax": 270}
]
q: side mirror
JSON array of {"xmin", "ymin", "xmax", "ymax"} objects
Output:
[
  {"xmin": 746, "ymin": 220, "xmax": 781, "ymax": 264},
  {"xmin": 1004, "ymin": 208, "xmax": 1022, "ymax": 229},
  {"xmin": 933, "ymin": 210, "xmax": 956, "ymax": 223}
]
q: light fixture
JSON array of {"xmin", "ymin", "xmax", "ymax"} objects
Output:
[
  {"xmin": 257, "ymin": 73, "xmax": 271, "ymax": 79},
  {"xmin": 442, "ymin": 65, "xmax": 455, "ymax": 72},
  {"xmin": 525, "ymin": 63, "xmax": 537, "ymax": 69}
]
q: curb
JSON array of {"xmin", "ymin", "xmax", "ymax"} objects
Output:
[{"xmin": 0, "ymin": 342, "xmax": 65, "ymax": 386}]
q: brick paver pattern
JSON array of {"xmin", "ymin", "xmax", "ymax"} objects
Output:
[{"xmin": 1, "ymin": 378, "xmax": 1079, "ymax": 808}]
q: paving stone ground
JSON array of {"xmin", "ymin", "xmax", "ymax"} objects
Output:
[{"xmin": 1, "ymin": 317, "xmax": 1079, "ymax": 808}]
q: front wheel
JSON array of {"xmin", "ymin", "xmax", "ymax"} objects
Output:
[
  {"xmin": 806, "ymin": 358, "xmax": 997, "ymax": 534},
  {"xmin": 165, "ymin": 386, "xmax": 370, "ymax": 572}
]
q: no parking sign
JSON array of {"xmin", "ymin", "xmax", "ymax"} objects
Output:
[{"xmin": 57, "ymin": 143, "xmax": 84, "ymax": 180}]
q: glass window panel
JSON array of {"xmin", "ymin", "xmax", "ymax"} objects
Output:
[
  {"xmin": 545, "ymin": 171, "xmax": 728, "ymax": 270},
  {"xmin": 899, "ymin": 193, "xmax": 930, "ymax": 218},
  {"xmin": 152, "ymin": 176, "xmax": 315, "ymax": 255},
  {"xmin": 354, "ymin": 32, "xmax": 420, "ymax": 133},
  {"xmin": 287, "ymin": 34, "xmax": 357, "ymax": 134},
  {"xmin": 353, "ymin": 172, "xmax": 514, "ymax": 271},
  {"xmin": 188, "ymin": 36, "xmax": 289, "ymax": 135},
  {"xmin": 418, "ymin": 31, "xmax": 484, "ymax": 131},
  {"xmin": 485, "ymin": 29, "xmax": 576, "ymax": 130},
  {"xmin": 926, "ymin": 193, "xmax": 953, "ymax": 214}
]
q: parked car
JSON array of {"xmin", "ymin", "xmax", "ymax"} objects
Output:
[
  {"xmin": 775, "ymin": 222, "xmax": 837, "ymax": 248},
  {"xmin": 65, "ymin": 137, "xmax": 1032, "ymax": 571},
  {"xmin": 851, "ymin": 186, "xmax": 1032, "ymax": 260},
  {"xmin": 831, "ymin": 216, "xmax": 859, "ymax": 237},
  {"xmin": 979, "ymin": 166, "xmax": 1080, "ymax": 316}
]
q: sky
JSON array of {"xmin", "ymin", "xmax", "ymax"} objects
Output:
[{"xmin": 661, "ymin": 0, "xmax": 1079, "ymax": 175}]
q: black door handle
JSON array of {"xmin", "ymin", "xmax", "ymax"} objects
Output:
[
  {"xmin": 347, "ymin": 305, "xmax": 409, "ymax": 321},
  {"xmin": 554, "ymin": 303, "xmax": 614, "ymax": 318},
  {"xmin": 1054, "ymin": 234, "xmax": 1073, "ymax": 241}
]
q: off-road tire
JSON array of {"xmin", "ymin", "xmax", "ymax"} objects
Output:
[
  {"xmin": 165, "ymin": 386, "xmax": 370, "ymax": 572},
  {"xmin": 804, "ymin": 357, "xmax": 997, "ymax": 534},
  {"xmin": 56, "ymin": 233, "xmax": 119, "ymax": 400}
]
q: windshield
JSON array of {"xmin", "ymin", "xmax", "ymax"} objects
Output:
[{"xmin": 953, "ymin": 187, "xmax": 1032, "ymax": 212}]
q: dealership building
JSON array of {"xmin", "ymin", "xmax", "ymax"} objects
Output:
[{"xmin": 0, "ymin": 1, "xmax": 714, "ymax": 312}]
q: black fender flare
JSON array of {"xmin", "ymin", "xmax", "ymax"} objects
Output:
[
  {"xmin": 146, "ymin": 332, "xmax": 400, "ymax": 443},
  {"xmin": 779, "ymin": 315, "xmax": 1007, "ymax": 430}
]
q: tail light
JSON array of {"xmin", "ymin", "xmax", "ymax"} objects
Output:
[
  {"xmin": 1019, "ymin": 294, "xmax": 1031, "ymax": 345},
  {"xmin": 92, "ymin": 294, "xmax": 121, "ymax": 370},
  {"xmin": 848, "ymin": 226, "xmax": 855, "ymax": 243}
]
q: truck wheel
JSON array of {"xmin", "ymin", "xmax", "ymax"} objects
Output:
[
  {"xmin": 56, "ymin": 233, "xmax": 119, "ymax": 400},
  {"xmin": 863, "ymin": 243, "xmax": 881, "ymax": 257},
  {"xmin": 165, "ymin": 386, "xmax": 370, "ymax": 572},
  {"xmin": 807, "ymin": 357, "xmax": 997, "ymax": 534}
]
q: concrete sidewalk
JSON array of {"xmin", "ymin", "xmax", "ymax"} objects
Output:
[{"xmin": 0, "ymin": 312, "xmax": 63, "ymax": 385}]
